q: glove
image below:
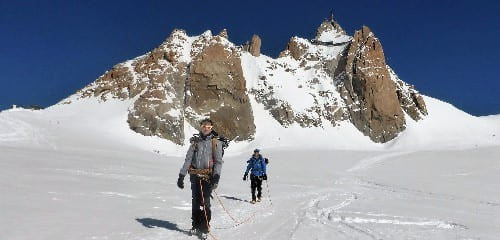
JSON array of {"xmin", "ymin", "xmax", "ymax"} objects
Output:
[
  {"xmin": 243, "ymin": 173, "xmax": 248, "ymax": 181},
  {"xmin": 211, "ymin": 174, "xmax": 220, "ymax": 190},
  {"xmin": 263, "ymin": 174, "xmax": 267, "ymax": 180},
  {"xmin": 177, "ymin": 174, "xmax": 185, "ymax": 189}
]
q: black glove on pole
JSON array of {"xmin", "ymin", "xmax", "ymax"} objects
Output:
[
  {"xmin": 243, "ymin": 173, "xmax": 247, "ymax": 181},
  {"xmin": 263, "ymin": 174, "xmax": 267, "ymax": 180},
  {"xmin": 177, "ymin": 174, "xmax": 185, "ymax": 189}
]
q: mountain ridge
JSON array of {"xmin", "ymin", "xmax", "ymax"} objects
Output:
[{"xmin": 58, "ymin": 17, "xmax": 431, "ymax": 145}]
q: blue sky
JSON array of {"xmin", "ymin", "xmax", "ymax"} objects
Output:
[{"xmin": 1, "ymin": 0, "xmax": 499, "ymax": 115}]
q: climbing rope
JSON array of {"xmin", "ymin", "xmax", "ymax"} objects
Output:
[
  {"xmin": 212, "ymin": 190, "xmax": 258, "ymax": 229},
  {"xmin": 199, "ymin": 179, "xmax": 218, "ymax": 240},
  {"xmin": 211, "ymin": 178, "xmax": 274, "ymax": 230},
  {"xmin": 198, "ymin": 177, "xmax": 275, "ymax": 236}
]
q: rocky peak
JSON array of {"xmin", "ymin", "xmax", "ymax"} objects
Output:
[
  {"xmin": 338, "ymin": 25, "xmax": 405, "ymax": 142},
  {"xmin": 217, "ymin": 29, "xmax": 228, "ymax": 39},
  {"xmin": 279, "ymin": 37, "xmax": 308, "ymax": 60},
  {"xmin": 249, "ymin": 34, "xmax": 261, "ymax": 57},
  {"xmin": 74, "ymin": 16, "xmax": 428, "ymax": 145},
  {"xmin": 77, "ymin": 28, "xmax": 255, "ymax": 145},
  {"xmin": 314, "ymin": 19, "xmax": 347, "ymax": 42},
  {"xmin": 243, "ymin": 34, "xmax": 262, "ymax": 57}
]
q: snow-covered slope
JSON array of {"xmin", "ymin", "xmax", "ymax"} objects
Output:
[
  {"xmin": 0, "ymin": 97, "xmax": 192, "ymax": 156},
  {"xmin": 1, "ymin": 140, "xmax": 499, "ymax": 239},
  {"xmin": 1, "ymin": 90, "xmax": 499, "ymax": 156},
  {"xmin": 387, "ymin": 96, "xmax": 500, "ymax": 150}
]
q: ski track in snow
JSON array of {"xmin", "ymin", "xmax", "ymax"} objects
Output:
[
  {"xmin": 2, "ymin": 147, "xmax": 498, "ymax": 239},
  {"xmin": 353, "ymin": 177, "xmax": 500, "ymax": 207},
  {"xmin": 346, "ymin": 151, "xmax": 413, "ymax": 172},
  {"xmin": 45, "ymin": 168, "xmax": 168, "ymax": 184},
  {"xmin": 275, "ymin": 177, "xmax": 469, "ymax": 240}
]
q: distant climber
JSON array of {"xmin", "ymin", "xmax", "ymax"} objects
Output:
[{"xmin": 243, "ymin": 149, "xmax": 268, "ymax": 204}]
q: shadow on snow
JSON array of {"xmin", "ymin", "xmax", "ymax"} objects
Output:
[{"xmin": 135, "ymin": 218, "xmax": 191, "ymax": 236}]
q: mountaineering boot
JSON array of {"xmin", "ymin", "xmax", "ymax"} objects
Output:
[
  {"xmin": 195, "ymin": 228, "xmax": 208, "ymax": 240},
  {"xmin": 257, "ymin": 197, "xmax": 261, "ymax": 202},
  {"xmin": 250, "ymin": 199, "xmax": 256, "ymax": 204},
  {"xmin": 189, "ymin": 228, "xmax": 199, "ymax": 236},
  {"xmin": 199, "ymin": 232, "xmax": 208, "ymax": 240}
]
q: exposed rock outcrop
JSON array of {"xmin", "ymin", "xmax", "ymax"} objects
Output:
[
  {"xmin": 339, "ymin": 26, "xmax": 405, "ymax": 142},
  {"xmin": 249, "ymin": 34, "xmax": 262, "ymax": 57},
  {"xmin": 279, "ymin": 37, "xmax": 308, "ymax": 60},
  {"xmin": 255, "ymin": 22, "xmax": 351, "ymax": 128},
  {"xmin": 388, "ymin": 67, "xmax": 428, "ymax": 120},
  {"xmin": 187, "ymin": 36, "xmax": 255, "ymax": 141},
  {"xmin": 243, "ymin": 34, "xmax": 262, "ymax": 57}
]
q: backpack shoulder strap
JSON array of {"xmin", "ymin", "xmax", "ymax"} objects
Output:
[{"xmin": 211, "ymin": 137, "xmax": 218, "ymax": 163}]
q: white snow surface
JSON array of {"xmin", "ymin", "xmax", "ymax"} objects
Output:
[
  {"xmin": 1, "ymin": 89, "xmax": 499, "ymax": 240},
  {"xmin": 1, "ymin": 138, "xmax": 499, "ymax": 239},
  {"xmin": 316, "ymin": 28, "xmax": 352, "ymax": 43}
]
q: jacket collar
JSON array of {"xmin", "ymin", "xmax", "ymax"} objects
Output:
[
  {"xmin": 251, "ymin": 155, "xmax": 263, "ymax": 160},
  {"xmin": 199, "ymin": 131, "xmax": 214, "ymax": 141}
]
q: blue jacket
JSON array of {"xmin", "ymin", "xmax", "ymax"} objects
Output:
[{"xmin": 245, "ymin": 155, "xmax": 267, "ymax": 176}]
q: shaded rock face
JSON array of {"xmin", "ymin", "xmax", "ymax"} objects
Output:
[
  {"xmin": 127, "ymin": 67, "xmax": 186, "ymax": 144},
  {"xmin": 388, "ymin": 67, "xmax": 428, "ymax": 120},
  {"xmin": 187, "ymin": 37, "xmax": 255, "ymax": 141},
  {"xmin": 340, "ymin": 26, "xmax": 405, "ymax": 142}
]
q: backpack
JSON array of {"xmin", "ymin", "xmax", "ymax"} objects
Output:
[
  {"xmin": 189, "ymin": 131, "xmax": 230, "ymax": 157},
  {"xmin": 211, "ymin": 131, "xmax": 229, "ymax": 157}
]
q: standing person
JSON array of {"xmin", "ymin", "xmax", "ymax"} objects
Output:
[
  {"xmin": 243, "ymin": 149, "xmax": 267, "ymax": 204},
  {"xmin": 177, "ymin": 118, "xmax": 224, "ymax": 237}
]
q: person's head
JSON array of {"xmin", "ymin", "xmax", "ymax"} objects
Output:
[
  {"xmin": 199, "ymin": 118, "xmax": 214, "ymax": 136},
  {"xmin": 253, "ymin": 148, "xmax": 260, "ymax": 157}
]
